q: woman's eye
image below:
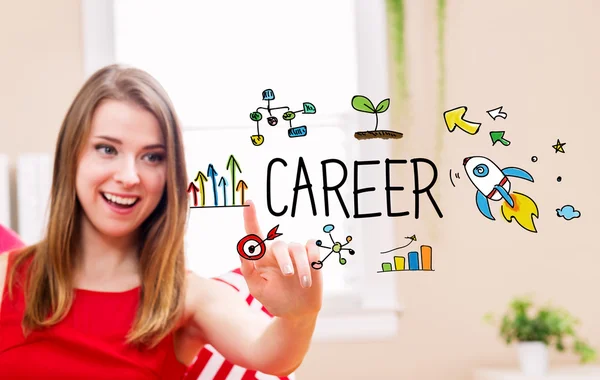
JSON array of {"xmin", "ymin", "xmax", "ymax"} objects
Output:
[
  {"xmin": 145, "ymin": 153, "xmax": 165, "ymax": 163},
  {"xmin": 95, "ymin": 144, "xmax": 116, "ymax": 155}
]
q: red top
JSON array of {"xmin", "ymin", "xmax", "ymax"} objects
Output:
[{"xmin": 0, "ymin": 250, "xmax": 190, "ymax": 379}]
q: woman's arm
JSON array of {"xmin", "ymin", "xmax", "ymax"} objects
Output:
[
  {"xmin": 187, "ymin": 273, "xmax": 317, "ymax": 376},
  {"xmin": 185, "ymin": 201, "xmax": 323, "ymax": 376}
]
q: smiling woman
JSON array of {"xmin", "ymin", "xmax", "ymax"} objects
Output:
[
  {"xmin": 76, "ymin": 99, "xmax": 168, "ymax": 239},
  {"xmin": 0, "ymin": 64, "xmax": 324, "ymax": 379}
]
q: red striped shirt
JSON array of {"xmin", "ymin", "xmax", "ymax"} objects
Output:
[{"xmin": 184, "ymin": 270, "xmax": 293, "ymax": 380}]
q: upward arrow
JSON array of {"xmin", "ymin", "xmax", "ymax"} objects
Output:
[
  {"xmin": 236, "ymin": 180, "xmax": 248, "ymax": 205},
  {"xmin": 207, "ymin": 164, "xmax": 219, "ymax": 206},
  {"xmin": 443, "ymin": 106, "xmax": 481, "ymax": 135},
  {"xmin": 218, "ymin": 176, "xmax": 228, "ymax": 207},
  {"xmin": 487, "ymin": 106, "xmax": 507, "ymax": 120},
  {"xmin": 194, "ymin": 170, "xmax": 208, "ymax": 206},
  {"xmin": 187, "ymin": 182, "xmax": 199, "ymax": 206},
  {"xmin": 226, "ymin": 155, "xmax": 242, "ymax": 205}
]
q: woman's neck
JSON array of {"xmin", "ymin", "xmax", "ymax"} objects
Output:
[{"xmin": 74, "ymin": 217, "xmax": 141, "ymax": 290}]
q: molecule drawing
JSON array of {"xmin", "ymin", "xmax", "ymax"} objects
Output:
[
  {"xmin": 311, "ymin": 224, "xmax": 355, "ymax": 270},
  {"xmin": 249, "ymin": 89, "xmax": 316, "ymax": 146}
]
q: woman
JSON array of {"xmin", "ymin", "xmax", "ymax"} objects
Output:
[{"xmin": 0, "ymin": 64, "xmax": 323, "ymax": 378}]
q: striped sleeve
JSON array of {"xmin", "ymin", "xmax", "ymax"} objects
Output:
[{"xmin": 184, "ymin": 269, "xmax": 295, "ymax": 380}]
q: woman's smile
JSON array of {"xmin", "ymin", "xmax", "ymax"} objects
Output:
[{"xmin": 101, "ymin": 191, "xmax": 141, "ymax": 215}]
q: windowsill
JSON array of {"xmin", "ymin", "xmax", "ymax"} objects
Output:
[{"xmin": 311, "ymin": 291, "xmax": 403, "ymax": 342}]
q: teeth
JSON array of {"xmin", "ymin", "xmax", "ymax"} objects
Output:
[{"xmin": 103, "ymin": 193, "xmax": 138, "ymax": 205}]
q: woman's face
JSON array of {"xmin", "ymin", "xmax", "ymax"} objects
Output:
[{"xmin": 75, "ymin": 99, "xmax": 167, "ymax": 239}]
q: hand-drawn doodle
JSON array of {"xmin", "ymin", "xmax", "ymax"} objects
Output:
[
  {"xmin": 351, "ymin": 95, "xmax": 403, "ymax": 140},
  {"xmin": 249, "ymin": 89, "xmax": 316, "ymax": 146},
  {"xmin": 311, "ymin": 224, "xmax": 355, "ymax": 270},
  {"xmin": 380, "ymin": 235, "xmax": 417, "ymax": 254},
  {"xmin": 188, "ymin": 154, "xmax": 248, "ymax": 208},
  {"xmin": 378, "ymin": 245, "xmax": 434, "ymax": 273},
  {"xmin": 552, "ymin": 139, "xmax": 566, "ymax": 153},
  {"xmin": 487, "ymin": 106, "xmax": 507, "ymax": 120},
  {"xmin": 237, "ymin": 225, "xmax": 283, "ymax": 261},
  {"xmin": 556, "ymin": 205, "xmax": 581, "ymax": 220},
  {"xmin": 490, "ymin": 131, "xmax": 511, "ymax": 146},
  {"xmin": 463, "ymin": 155, "xmax": 539, "ymax": 233},
  {"xmin": 265, "ymin": 157, "xmax": 443, "ymax": 219},
  {"xmin": 444, "ymin": 106, "xmax": 481, "ymax": 135},
  {"xmin": 449, "ymin": 169, "xmax": 460, "ymax": 187},
  {"xmin": 531, "ymin": 156, "xmax": 538, "ymax": 162}
]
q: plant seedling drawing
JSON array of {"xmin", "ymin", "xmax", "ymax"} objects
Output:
[
  {"xmin": 249, "ymin": 89, "xmax": 316, "ymax": 146},
  {"xmin": 351, "ymin": 95, "xmax": 403, "ymax": 140}
]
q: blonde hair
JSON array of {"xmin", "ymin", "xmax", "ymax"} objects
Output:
[{"xmin": 8, "ymin": 64, "xmax": 189, "ymax": 348}]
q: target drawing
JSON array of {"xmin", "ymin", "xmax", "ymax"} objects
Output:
[{"xmin": 236, "ymin": 225, "xmax": 283, "ymax": 261}]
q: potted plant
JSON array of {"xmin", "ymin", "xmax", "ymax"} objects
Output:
[{"xmin": 483, "ymin": 295, "xmax": 597, "ymax": 375}]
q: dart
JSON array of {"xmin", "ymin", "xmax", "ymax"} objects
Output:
[{"xmin": 237, "ymin": 225, "xmax": 283, "ymax": 261}]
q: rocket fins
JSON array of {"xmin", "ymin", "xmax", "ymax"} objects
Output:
[
  {"xmin": 502, "ymin": 167, "xmax": 534, "ymax": 182},
  {"xmin": 476, "ymin": 191, "xmax": 495, "ymax": 220},
  {"xmin": 494, "ymin": 185, "xmax": 514, "ymax": 207}
]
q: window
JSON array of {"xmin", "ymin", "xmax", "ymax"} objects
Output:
[{"xmin": 82, "ymin": 0, "xmax": 401, "ymax": 341}]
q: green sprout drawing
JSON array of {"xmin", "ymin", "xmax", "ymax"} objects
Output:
[{"xmin": 351, "ymin": 95, "xmax": 402, "ymax": 140}]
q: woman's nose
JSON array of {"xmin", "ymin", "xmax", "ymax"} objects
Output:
[{"xmin": 114, "ymin": 159, "xmax": 140, "ymax": 187}]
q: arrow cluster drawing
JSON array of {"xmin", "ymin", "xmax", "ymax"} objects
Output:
[
  {"xmin": 443, "ymin": 105, "xmax": 510, "ymax": 146},
  {"xmin": 187, "ymin": 154, "xmax": 248, "ymax": 208}
]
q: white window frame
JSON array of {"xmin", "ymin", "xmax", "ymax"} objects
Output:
[{"xmin": 81, "ymin": 0, "xmax": 402, "ymax": 342}]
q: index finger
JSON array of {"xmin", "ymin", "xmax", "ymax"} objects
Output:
[{"xmin": 243, "ymin": 199, "xmax": 264, "ymax": 238}]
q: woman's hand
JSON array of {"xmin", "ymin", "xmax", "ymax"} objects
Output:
[{"xmin": 238, "ymin": 200, "xmax": 323, "ymax": 321}]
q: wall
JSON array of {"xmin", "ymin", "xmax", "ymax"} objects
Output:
[
  {"xmin": 1, "ymin": 1, "xmax": 598, "ymax": 379},
  {"xmin": 0, "ymin": 0, "xmax": 84, "ymax": 230},
  {"xmin": 297, "ymin": 1, "xmax": 600, "ymax": 379}
]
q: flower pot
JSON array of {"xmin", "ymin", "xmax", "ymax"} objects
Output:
[{"xmin": 517, "ymin": 341, "xmax": 549, "ymax": 375}]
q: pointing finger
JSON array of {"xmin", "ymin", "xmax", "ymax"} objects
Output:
[{"xmin": 243, "ymin": 199, "xmax": 264, "ymax": 238}]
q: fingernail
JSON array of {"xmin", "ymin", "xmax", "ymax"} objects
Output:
[
  {"xmin": 283, "ymin": 264, "xmax": 294, "ymax": 275},
  {"xmin": 301, "ymin": 275, "xmax": 311, "ymax": 288}
]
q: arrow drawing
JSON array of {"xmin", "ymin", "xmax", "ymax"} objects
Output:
[
  {"xmin": 194, "ymin": 170, "xmax": 208, "ymax": 206},
  {"xmin": 380, "ymin": 235, "xmax": 417, "ymax": 254},
  {"xmin": 236, "ymin": 180, "xmax": 248, "ymax": 205},
  {"xmin": 207, "ymin": 164, "xmax": 219, "ymax": 206},
  {"xmin": 187, "ymin": 182, "xmax": 199, "ymax": 207},
  {"xmin": 226, "ymin": 155, "xmax": 242, "ymax": 205},
  {"xmin": 487, "ymin": 106, "xmax": 507, "ymax": 120},
  {"xmin": 218, "ymin": 177, "xmax": 228, "ymax": 206},
  {"xmin": 490, "ymin": 131, "xmax": 511, "ymax": 146},
  {"xmin": 443, "ymin": 106, "xmax": 481, "ymax": 135}
]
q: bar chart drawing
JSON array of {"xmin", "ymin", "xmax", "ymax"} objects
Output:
[{"xmin": 377, "ymin": 245, "xmax": 434, "ymax": 273}]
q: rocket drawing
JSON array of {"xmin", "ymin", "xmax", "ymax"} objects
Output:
[{"xmin": 463, "ymin": 156, "xmax": 539, "ymax": 232}]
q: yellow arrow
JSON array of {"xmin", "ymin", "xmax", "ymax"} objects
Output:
[
  {"xmin": 194, "ymin": 171, "xmax": 209, "ymax": 206},
  {"xmin": 444, "ymin": 106, "xmax": 481, "ymax": 135}
]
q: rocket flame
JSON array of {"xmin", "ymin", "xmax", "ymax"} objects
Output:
[{"xmin": 500, "ymin": 192, "xmax": 539, "ymax": 233}]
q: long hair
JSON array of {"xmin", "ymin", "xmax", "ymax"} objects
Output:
[{"xmin": 8, "ymin": 64, "xmax": 189, "ymax": 348}]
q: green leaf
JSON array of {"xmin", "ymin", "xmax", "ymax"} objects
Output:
[
  {"xmin": 352, "ymin": 95, "xmax": 376, "ymax": 113},
  {"xmin": 376, "ymin": 98, "xmax": 390, "ymax": 113}
]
